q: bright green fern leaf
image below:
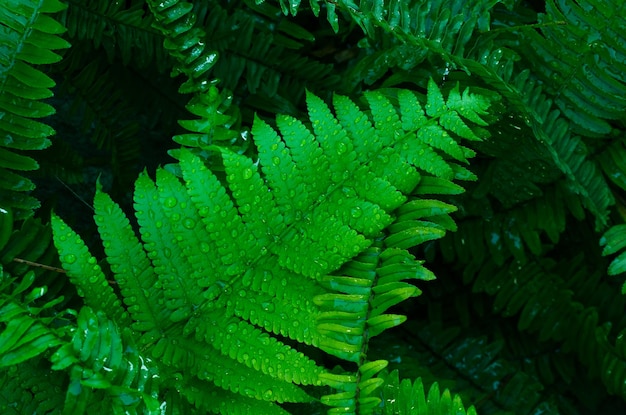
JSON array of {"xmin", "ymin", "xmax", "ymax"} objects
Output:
[{"xmin": 52, "ymin": 83, "xmax": 492, "ymax": 413}]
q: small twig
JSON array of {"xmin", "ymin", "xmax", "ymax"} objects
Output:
[{"xmin": 13, "ymin": 257, "xmax": 66, "ymax": 273}]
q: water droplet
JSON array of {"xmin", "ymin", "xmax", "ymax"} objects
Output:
[
  {"xmin": 182, "ymin": 218, "xmax": 195, "ymax": 229},
  {"xmin": 226, "ymin": 323, "xmax": 238, "ymax": 333},
  {"xmin": 336, "ymin": 142, "xmax": 347, "ymax": 155},
  {"xmin": 263, "ymin": 389, "xmax": 274, "ymax": 400},
  {"xmin": 272, "ymin": 156, "xmax": 281, "ymax": 166},
  {"xmin": 164, "ymin": 197, "xmax": 177, "ymax": 208},
  {"xmin": 242, "ymin": 168, "xmax": 254, "ymax": 180},
  {"xmin": 64, "ymin": 254, "xmax": 77, "ymax": 264},
  {"xmin": 351, "ymin": 207, "xmax": 363, "ymax": 218},
  {"xmin": 261, "ymin": 302, "xmax": 275, "ymax": 313},
  {"xmin": 238, "ymin": 289, "xmax": 247, "ymax": 297},
  {"xmin": 200, "ymin": 242, "xmax": 210, "ymax": 253},
  {"xmin": 275, "ymin": 352, "xmax": 285, "ymax": 360}
]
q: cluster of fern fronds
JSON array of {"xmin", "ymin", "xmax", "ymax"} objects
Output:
[{"xmin": 1, "ymin": 0, "xmax": 626, "ymax": 414}]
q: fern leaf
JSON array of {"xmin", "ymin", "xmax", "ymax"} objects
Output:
[
  {"xmin": 146, "ymin": 0, "xmax": 218, "ymax": 94},
  {"xmin": 0, "ymin": 358, "xmax": 65, "ymax": 413},
  {"xmin": 517, "ymin": 0, "xmax": 626, "ymax": 137},
  {"xmin": 0, "ymin": 0, "xmax": 70, "ymax": 218},
  {"xmin": 93, "ymin": 184, "xmax": 169, "ymax": 337},
  {"xmin": 53, "ymin": 83, "xmax": 493, "ymax": 412},
  {"xmin": 50, "ymin": 213, "xmax": 130, "ymax": 326},
  {"xmin": 380, "ymin": 369, "xmax": 478, "ymax": 415},
  {"xmin": 51, "ymin": 307, "xmax": 161, "ymax": 414},
  {"xmin": 61, "ymin": 0, "xmax": 167, "ymax": 70},
  {"xmin": 0, "ymin": 264, "xmax": 67, "ymax": 369},
  {"xmin": 600, "ymin": 224, "xmax": 626, "ymax": 290}
]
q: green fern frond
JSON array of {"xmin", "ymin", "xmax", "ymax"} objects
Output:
[
  {"xmin": 380, "ymin": 369, "xmax": 478, "ymax": 415},
  {"xmin": 51, "ymin": 306, "xmax": 162, "ymax": 414},
  {"xmin": 600, "ymin": 224, "xmax": 626, "ymax": 289},
  {"xmin": 60, "ymin": 0, "xmax": 169, "ymax": 70},
  {"xmin": 325, "ymin": 0, "xmax": 615, "ymax": 229},
  {"xmin": 193, "ymin": 2, "xmax": 339, "ymax": 107},
  {"xmin": 0, "ymin": 0, "xmax": 70, "ymax": 219},
  {"xmin": 52, "ymin": 81, "xmax": 493, "ymax": 412},
  {"xmin": 516, "ymin": 0, "xmax": 626, "ymax": 137},
  {"xmin": 146, "ymin": 0, "xmax": 218, "ymax": 94},
  {"xmin": 145, "ymin": 0, "xmax": 245, "ymax": 160},
  {"xmin": 51, "ymin": 213, "xmax": 130, "ymax": 326},
  {"xmin": 0, "ymin": 357, "xmax": 65, "ymax": 413},
  {"xmin": 597, "ymin": 137, "xmax": 626, "ymax": 192},
  {"xmin": 440, "ymin": 181, "xmax": 584, "ymax": 268},
  {"xmin": 0, "ymin": 262, "xmax": 68, "ymax": 370},
  {"xmin": 469, "ymin": 258, "xmax": 626, "ymax": 401}
]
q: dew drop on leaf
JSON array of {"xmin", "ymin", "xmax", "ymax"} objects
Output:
[
  {"xmin": 200, "ymin": 242, "xmax": 210, "ymax": 253},
  {"xmin": 183, "ymin": 218, "xmax": 195, "ymax": 229},
  {"xmin": 351, "ymin": 207, "xmax": 363, "ymax": 218},
  {"xmin": 164, "ymin": 197, "xmax": 177, "ymax": 208},
  {"xmin": 336, "ymin": 142, "xmax": 347, "ymax": 154},
  {"xmin": 242, "ymin": 168, "xmax": 254, "ymax": 180},
  {"xmin": 226, "ymin": 323, "xmax": 238, "ymax": 333},
  {"xmin": 64, "ymin": 254, "xmax": 77, "ymax": 264}
]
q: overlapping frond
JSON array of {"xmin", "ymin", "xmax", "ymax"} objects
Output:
[
  {"xmin": 0, "ymin": 358, "xmax": 65, "ymax": 413},
  {"xmin": 0, "ymin": 0, "xmax": 70, "ymax": 219},
  {"xmin": 60, "ymin": 0, "xmax": 168, "ymax": 70},
  {"xmin": 516, "ymin": 0, "xmax": 626, "ymax": 137},
  {"xmin": 145, "ymin": 0, "xmax": 245, "ymax": 164},
  {"xmin": 194, "ymin": 2, "xmax": 339, "ymax": 111},
  {"xmin": 51, "ymin": 306, "xmax": 161, "ymax": 414},
  {"xmin": 468, "ymin": 258, "xmax": 626, "ymax": 401},
  {"xmin": 262, "ymin": 0, "xmax": 499, "ymax": 53}
]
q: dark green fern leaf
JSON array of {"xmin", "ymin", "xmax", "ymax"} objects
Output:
[
  {"xmin": 0, "ymin": 357, "xmax": 65, "ymax": 414},
  {"xmin": 469, "ymin": 258, "xmax": 626, "ymax": 401},
  {"xmin": 193, "ymin": 2, "xmax": 339, "ymax": 109},
  {"xmin": 516, "ymin": 0, "xmax": 626, "ymax": 137},
  {"xmin": 60, "ymin": 0, "xmax": 169, "ymax": 71},
  {"xmin": 0, "ymin": 0, "xmax": 70, "ymax": 219},
  {"xmin": 147, "ymin": 0, "xmax": 219, "ymax": 94}
]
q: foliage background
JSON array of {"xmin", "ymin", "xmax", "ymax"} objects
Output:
[{"xmin": 1, "ymin": 0, "xmax": 626, "ymax": 414}]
